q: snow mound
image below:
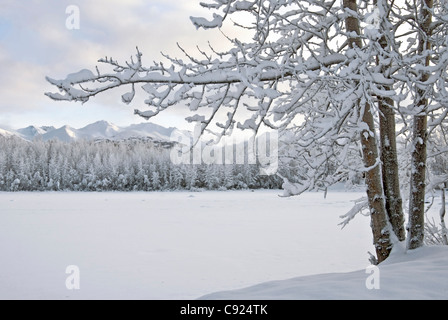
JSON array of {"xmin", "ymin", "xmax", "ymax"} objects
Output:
[{"xmin": 200, "ymin": 245, "xmax": 448, "ymax": 300}]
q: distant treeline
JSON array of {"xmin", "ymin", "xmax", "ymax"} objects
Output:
[{"xmin": 0, "ymin": 136, "xmax": 283, "ymax": 192}]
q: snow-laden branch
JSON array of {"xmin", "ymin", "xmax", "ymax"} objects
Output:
[
  {"xmin": 45, "ymin": 49, "xmax": 350, "ymax": 101},
  {"xmin": 46, "ymin": 1, "xmax": 356, "ymax": 137},
  {"xmin": 339, "ymin": 197, "xmax": 369, "ymax": 229}
]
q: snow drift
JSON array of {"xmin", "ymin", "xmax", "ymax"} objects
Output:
[{"xmin": 200, "ymin": 245, "xmax": 448, "ymax": 300}]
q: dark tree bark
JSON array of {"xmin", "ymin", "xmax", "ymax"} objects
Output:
[
  {"xmin": 407, "ymin": 0, "xmax": 433, "ymax": 250},
  {"xmin": 379, "ymin": 96, "xmax": 405, "ymax": 241},
  {"xmin": 374, "ymin": 5, "xmax": 406, "ymax": 241},
  {"xmin": 343, "ymin": 0, "xmax": 392, "ymax": 262}
]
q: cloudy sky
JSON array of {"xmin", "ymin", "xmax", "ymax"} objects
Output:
[{"xmin": 0, "ymin": 0, "xmax": 236, "ymax": 130}]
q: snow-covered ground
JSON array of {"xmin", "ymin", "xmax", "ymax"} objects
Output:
[
  {"xmin": 201, "ymin": 244, "xmax": 448, "ymax": 300},
  {"xmin": 0, "ymin": 190, "xmax": 446, "ymax": 300}
]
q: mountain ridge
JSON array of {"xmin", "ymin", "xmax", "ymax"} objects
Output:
[{"xmin": 0, "ymin": 121, "xmax": 178, "ymax": 143}]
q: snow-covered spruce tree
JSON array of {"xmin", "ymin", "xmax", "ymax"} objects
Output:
[{"xmin": 46, "ymin": 0, "xmax": 448, "ymax": 262}]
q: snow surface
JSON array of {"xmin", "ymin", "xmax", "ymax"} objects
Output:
[
  {"xmin": 201, "ymin": 245, "xmax": 448, "ymax": 300},
  {"xmin": 0, "ymin": 190, "xmax": 446, "ymax": 300}
]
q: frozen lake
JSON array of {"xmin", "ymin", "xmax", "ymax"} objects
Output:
[{"xmin": 0, "ymin": 190, "xmax": 376, "ymax": 299}]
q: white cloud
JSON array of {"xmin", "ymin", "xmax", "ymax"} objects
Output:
[{"xmin": 0, "ymin": 0, "xmax": 247, "ymax": 130}]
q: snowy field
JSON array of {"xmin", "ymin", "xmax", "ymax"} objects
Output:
[{"xmin": 0, "ymin": 190, "xmax": 446, "ymax": 300}]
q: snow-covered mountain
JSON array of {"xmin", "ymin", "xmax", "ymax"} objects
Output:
[
  {"xmin": 0, "ymin": 128, "xmax": 16, "ymax": 138},
  {"xmin": 16, "ymin": 126, "xmax": 47, "ymax": 139},
  {"xmin": 41, "ymin": 125, "xmax": 78, "ymax": 142},
  {"xmin": 78, "ymin": 121, "xmax": 121, "ymax": 140},
  {"xmin": 114, "ymin": 122, "xmax": 176, "ymax": 141},
  {"xmin": 1, "ymin": 121, "xmax": 178, "ymax": 143}
]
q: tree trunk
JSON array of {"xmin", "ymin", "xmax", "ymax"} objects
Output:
[
  {"xmin": 379, "ymin": 96, "xmax": 405, "ymax": 241},
  {"xmin": 362, "ymin": 102, "xmax": 393, "ymax": 262},
  {"xmin": 375, "ymin": 6, "xmax": 406, "ymax": 241},
  {"xmin": 343, "ymin": 0, "xmax": 392, "ymax": 262},
  {"xmin": 407, "ymin": 0, "xmax": 433, "ymax": 250},
  {"xmin": 440, "ymin": 183, "xmax": 448, "ymax": 245}
]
